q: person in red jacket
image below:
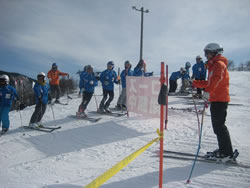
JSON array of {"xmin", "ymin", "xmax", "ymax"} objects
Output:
[
  {"xmin": 193, "ymin": 43, "xmax": 234, "ymax": 160},
  {"xmin": 47, "ymin": 63, "xmax": 69, "ymax": 103}
]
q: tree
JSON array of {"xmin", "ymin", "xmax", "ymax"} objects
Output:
[
  {"xmin": 228, "ymin": 60, "xmax": 235, "ymax": 71},
  {"xmin": 245, "ymin": 60, "xmax": 250, "ymax": 71}
]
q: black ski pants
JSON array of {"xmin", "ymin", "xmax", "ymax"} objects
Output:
[
  {"xmin": 169, "ymin": 80, "xmax": 177, "ymax": 93},
  {"xmin": 78, "ymin": 91, "xmax": 93, "ymax": 112},
  {"xmin": 50, "ymin": 85, "xmax": 61, "ymax": 100},
  {"xmin": 99, "ymin": 89, "xmax": 114, "ymax": 109},
  {"xmin": 210, "ymin": 102, "xmax": 233, "ymax": 156},
  {"xmin": 30, "ymin": 102, "xmax": 47, "ymax": 124}
]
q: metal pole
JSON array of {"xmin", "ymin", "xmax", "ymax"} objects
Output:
[
  {"xmin": 140, "ymin": 7, "xmax": 144, "ymax": 60},
  {"xmin": 132, "ymin": 6, "xmax": 149, "ymax": 61}
]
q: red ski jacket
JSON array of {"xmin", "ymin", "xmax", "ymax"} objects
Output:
[{"xmin": 193, "ymin": 55, "xmax": 230, "ymax": 102}]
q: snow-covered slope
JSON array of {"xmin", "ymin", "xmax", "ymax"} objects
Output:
[{"xmin": 0, "ymin": 71, "xmax": 250, "ymax": 188}]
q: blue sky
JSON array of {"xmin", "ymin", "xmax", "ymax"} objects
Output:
[{"xmin": 1, "ymin": 0, "xmax": 250, "ymax": 79}]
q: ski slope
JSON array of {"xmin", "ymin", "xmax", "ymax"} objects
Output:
[{"xmin": 0, "ymin": 71, "xmax": 250, "ymax": 188}]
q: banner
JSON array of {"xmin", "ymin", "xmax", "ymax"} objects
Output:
[{"xmin": 126, "ymin": 76, "xmax": 161, "ymax": 118}]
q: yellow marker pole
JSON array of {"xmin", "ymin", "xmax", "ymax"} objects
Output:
[{"xmin": 85, "ymin": 131, "xmax": 162, "ymax": 188}]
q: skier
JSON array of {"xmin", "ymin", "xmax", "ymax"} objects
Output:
[
  {"xmin": 185, "ymin": 61, "xmax": 191, "ymax": 79},
  {"xmin": 191, "ymin": 55, "xmax": 207, "ymax": 98},
  {"xmin": 169, "ymin": 67, "xmax": 188, "ymax": 93},
  {"xmin": 133, "ymin": 59, "xmax": 153, "ymax": 77},
  {"xmin": 78, "ymin": 65, "xmax": 88, "ymax": 98},
  {"xmin": 47, "ymin": 63, "xmax": 69, "ymax": 103},
  {"xmin": 181, "ymin": 62, "xmax": 192, "ymax": 93},
  {"xmin": 116, "ymin": 60, "xmax": 133, "ymax": 110},
  {"xmin": 99, "ymin": 61, "xmax": 120, "ymax": 113},
  {"xmin": 193, "ymin": 43, "xmax": 234, "ymax": 160},
  {"xmin": 29, "ymin": 72, "xmax": 50, "ymax": 128},
  {"xmin": 77, "ymin": 65, "xmax": 98, "ymax": 118},
  {"xmin": 0, "ymin": 75, "xmax": 19, "ymax": 134}
]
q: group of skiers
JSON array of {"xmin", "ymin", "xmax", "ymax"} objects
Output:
[
  {"xmin": 0, "ymin": 63, "xmax": 69, "ymax": 131},
  {"xmin": 0, "ymin": 42, "xmax": 236, "ymax": 161},
  {"xmin": 169, "ymin": 56, "xmax": 207, "ymax": 96},
  {"xmin": 77, "ymin": 59, "xmax": 153, "ymax": 118}
]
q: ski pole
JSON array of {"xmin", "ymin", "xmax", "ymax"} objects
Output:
[
  {"xmin": 118, "ymin": 67, "xmax": 121, "ymax": 97},
  {"xmin": 93, "ymin": 93, "xmax": 99, "ymax": 111},
  {"xmin": 191, "ymin": 88, "xmax": 201, "ymax": 138},
  {"xmin": 50, "ymin": 103, "xmax": 57, "ymax": 125},
  {"xmin": 186, "ymin": 100, "xmax": 207, "ymax": 184}
]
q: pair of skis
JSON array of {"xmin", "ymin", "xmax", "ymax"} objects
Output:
[
  {"xmin": 68, "ymin": 115, "xmax": 102, "ymax": 123},
  {"xmin": 157, "ymin": 149, "xmax": 250, "ymax": 168},
  {"xmin": 68, "ymin": 109, "xmax": 127, "ymax": 123},
  {"xmin": 88, "ymin": 110, "xmax": 127, "ymax": 117},
  {"xmin": 23, "ymin": 125, "xmax": 61, "ymax": 133}
]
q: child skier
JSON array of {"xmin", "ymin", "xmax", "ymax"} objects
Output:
[
  {"xmin": 47, "ymin": 63, "xmax": 69, "ymax": 103},
  {"xmin": 77, "ymin": 65, "xmax": 98, "ymax": 118},
  {"xmin": 133, "ymin": 59, "xmax": 153, "ymax": 77},
  {"xmin": 169, "ymin": 67, "xmax": 188, "ymax": 93},
  {"xmin": 191, "ymin": 55, "xmax": 207, "ymax": 98},
  {"xmin": 0, "ymin": 75, "xmax": 19, "ymax": 134},
  {"xmin": 99, "ymin": 61, "xmax": 119, "ymax": 113},
  {"xmin": 29, "ymin": 72, "xmax": 50, "ymax": 128},
  {"xmin": 116, "ymin": 60, "xmax": 133, "ymax": 110}
]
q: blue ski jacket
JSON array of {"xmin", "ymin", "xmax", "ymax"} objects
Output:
[
  {"xmin": 192, "ymin": 61, "xmax": 207, "ymax": 79},
  {"xmin": 133, "ymin": 67, "xmax": 153, "ymax": 77},
  {"xmin": 121, "ymin": 68, "xmax": 133, "ymax": 88},
  {"xmin": 79, "ymin": 71, "xmax": 87, "ymax": 90},
  {"xmin": 100, "ymin": 69, "xmax": 118, "ymax": 91},
  {"xmin": 170, "ymin": 71, "xmax": 189, "ymax": 81},
  {"xmin": 33, "ymin": 82, "xmax": 50, "ymax": 104},
  {"xmin": 81, "ymin": 73, "xmax": 98, "ymax": 93},
  {"xmin": 0, "ymin": 85, "xmax": 18, "ymax": 107}
]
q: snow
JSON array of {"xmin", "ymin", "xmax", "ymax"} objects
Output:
[{"xmin": 1, "ymin": 71, "xmax": 250, "ymax": 188}]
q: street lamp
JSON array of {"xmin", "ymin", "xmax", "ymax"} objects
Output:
[{"xmin": 132, "ymin": 6, "xmax": 149, "ymax": 61}]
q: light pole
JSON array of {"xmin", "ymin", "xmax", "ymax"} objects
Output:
[{"xmin": 132, "ymin": 6, "xmax": 149, "ymax": 61}]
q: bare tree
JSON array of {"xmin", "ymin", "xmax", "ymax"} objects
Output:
[{"xmin": 228, "ymin": 60, "xmax": 235, "ymax": 71}]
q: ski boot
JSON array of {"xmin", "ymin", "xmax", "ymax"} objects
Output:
[
  {"xmin": 104, "ymin": 107, "xmax": 111, "ymax": 113},
  {"xmin": 29, "ymin": 123, "xmax": 40, "ymax": 128},
  {"xmin": 1, "ymin": 128, "xmax": 9, "ymax": 134},
  {"xmin": 76, "ymin": 111, "xmax": 87, "ymax": 118},
  {"xmin": 115, "ymin": 104, "xmax": 122, "ymax": 110},
  {"xmin": 122, "ymin": 104, "xmax": 127, "ymax": 111},
  {"xmin": 55, "ymin": 99, "xmax": 60, "ymax": 104},
  {"xmin": 97, "ymin": 107, "xmax": 105, "ymax": 114}
]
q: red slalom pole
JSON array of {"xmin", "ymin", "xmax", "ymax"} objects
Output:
[{"xmin": 159, "ymin": 62, "xmax": 165, "ymax": 188}]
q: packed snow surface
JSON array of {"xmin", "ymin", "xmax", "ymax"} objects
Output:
[{"xmin": 1, "ymin": 71, "xmax": 250, "ymax": 188}]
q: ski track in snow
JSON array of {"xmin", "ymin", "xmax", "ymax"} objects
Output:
[{"xmin": 0, "ymin": 72, "xmax": 250, "ymax": 188}]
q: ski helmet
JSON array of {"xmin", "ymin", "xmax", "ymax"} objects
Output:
[
  {"xmin": 180, "ymin": 67, "xmax": 186, "ymax": 74},
  {"xmin": 83, "ymin": 65, "xmax": 88, "ymax": 72},
  {"xmin": 107, "ymin": 61, "xmax": 114, "ymax": 68},
  {"xmin": 185, "ymin": 62, "xmax": 191, "ymax": 68},
  {"xmin": 0, "ymin": 74, "xmax": 9, "ymax": 85},
  {"xmin": 124, "ymin": 60, "xmax": 131, "ymax": 68},
  {"xmin": 37, "ymin": 72, "xmax": 46, "ymax": 80},
  {"xmin": 52, "ymin": 63, "xmax": 58, "ymax": 70},
  {"xmin": 204, "ymin": 43, "xmax": 223, "ymax": 55},
  {"xmin": 86, "ymin": 65, "xmax": 93, "ymax": 72},
  {"xmin": 196, "ymin": 55, "xmax": 202, "ymax": 59}
]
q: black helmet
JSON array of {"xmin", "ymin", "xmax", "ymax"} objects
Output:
[
  {"xmin": 107, "ymin": 61, "xmax": 114, "ymax": 68},
  {"xmin": 52, "ymin": 63, "xmax": 58, "ymax": 70}
]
